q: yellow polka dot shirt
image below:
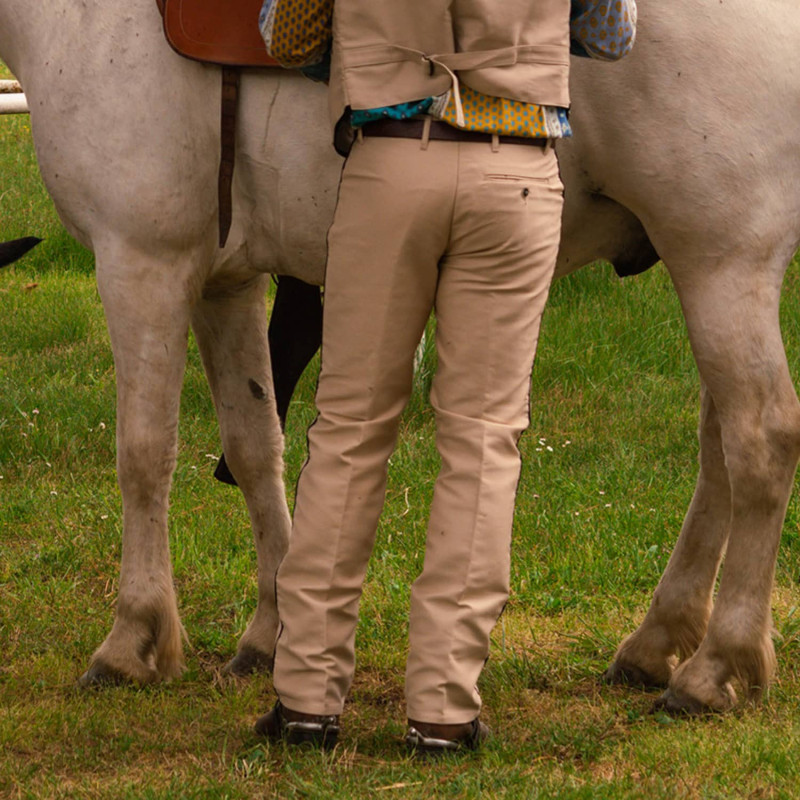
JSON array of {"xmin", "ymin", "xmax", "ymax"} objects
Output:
[{"xmin": 260, "ymin": 0, "xmax": 636, "ymax": 139}]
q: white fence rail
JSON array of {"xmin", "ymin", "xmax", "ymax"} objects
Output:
[{"xmin": 0, "ymin": 80, "xmax": 29, "ymax": 114}]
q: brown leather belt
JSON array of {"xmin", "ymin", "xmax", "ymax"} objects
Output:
[{"xmin": 360, "ymin": 118, "xmax": 549, "ymax": 147}]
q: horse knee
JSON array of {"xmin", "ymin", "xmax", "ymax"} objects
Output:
[
  {"xmin": 222, "ymin": 424, "xmax": 286, "ymax": 493},
  {"xmin": 723, "ymin": 401, "xmax": 800, "ymax": 508},
  {"xmin": 116, "ymin": 427, "xmax": 179, "ymax": 504},
  {"xmin": 772, "ymin": 400, "xmax": 800, "ymax": 464}
]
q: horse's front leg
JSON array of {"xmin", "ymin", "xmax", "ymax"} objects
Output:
[
  {"xmin": 605, "ymin": 384, "xmax": 730, "ymax": 688},
  {"xmin": 654, "ymin": 258, "xmax": 800, "ymax": 711},
  {"xmin": 191, "ymin": 277, "xmax": 291, "ymax": 675},
  {"xmin": 79, "ymin": 249, "xmax": 196, "ymax": 685}
]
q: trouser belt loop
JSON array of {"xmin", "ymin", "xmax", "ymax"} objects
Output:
[
  {"xmin": 421, "ymin": 117, "xmax": 431, "ymax": 151},
  {"xmin": 357, "ymin": 127, "xmax": 364, "ymax": 143},
  {"xmin": 491, "ymin": 133, "xmax": 500, "ymax": 153}
]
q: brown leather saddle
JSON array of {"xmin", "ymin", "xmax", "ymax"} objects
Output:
[
  {"xmin": 156, "ymin": 0, "xmax": 279, "ymax": 246},
  {"xmin": 157, "ymin": 0, "xmax": 276, "ymax": 67}
]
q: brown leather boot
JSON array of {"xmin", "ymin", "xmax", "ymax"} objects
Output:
[
  {"xmin": 254, "ymin": 700, "xmax": 340, "ymax": 749},
  {"xmin": 405, "ymin": 718, "xmax": 490, "ymax": 756}
]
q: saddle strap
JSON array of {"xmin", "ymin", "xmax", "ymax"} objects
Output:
[{"xmin": 219, "ymin": 66, "xmax": 239, "ymax": 248}]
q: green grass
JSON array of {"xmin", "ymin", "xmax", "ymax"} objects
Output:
[{"xmin": 3, "ymin": 81, "xmax": 800, "ymax": 798}]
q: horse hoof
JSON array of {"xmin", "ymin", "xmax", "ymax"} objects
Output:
[
  {"xmin": 652, "ymin": 688, "xmax": 716, "ymax": 716},
  {"xmin": 77, "ymin": 660, "xmax": 127, "ymax": 688},
  {"xmin": 222, "ymin": 645, "xmax": 274, "ymax": 677},
  {"xmin": 604, "ymin": 660, "xmax": 668, "ymax": 690}
]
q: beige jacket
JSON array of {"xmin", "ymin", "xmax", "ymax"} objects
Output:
[{"xmin": 328, "ymin": 0, "xmax": 572, "ymax": 130}]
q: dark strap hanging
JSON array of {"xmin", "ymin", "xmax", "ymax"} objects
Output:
[
  {"xmin": 155, "ymin": 1, "xmax": 279, "ymax": 247},
  {"xmin": 218, "ymin": 66, "xmax": 240, "ymax": 247}
]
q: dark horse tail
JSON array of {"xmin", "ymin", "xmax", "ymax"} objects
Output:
[{"xmin": 0, "ymin": 237, "xmax": 42, "ymax": 268}]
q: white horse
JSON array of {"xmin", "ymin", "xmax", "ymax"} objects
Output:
[{"xmin": 2, "ymin": 0, "xmax": 799, "ymax": 714}]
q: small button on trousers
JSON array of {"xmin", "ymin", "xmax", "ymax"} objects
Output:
[{"xmin": 273, "ymin": 133, "xmax": 564, "ymax": 724}]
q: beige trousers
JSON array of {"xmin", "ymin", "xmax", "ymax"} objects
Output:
[{"xmin": 273, "ymin": 133, "xmax": 563, "ymax": 723}]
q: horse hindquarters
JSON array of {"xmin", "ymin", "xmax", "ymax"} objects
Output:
[
  {"xmin": 610, "ymin": 253, "xmax": 800, "ymax": 711},
  {"xmin": 80, "ymin": 245, "xmax": 199, "ymax": 685},
  {"xmin": 190, "ymin": 280, "xmax": 291, "ymax": 674}
]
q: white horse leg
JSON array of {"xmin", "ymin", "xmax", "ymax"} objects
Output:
[
  {"xmin": 80, "ymin": 248, "xmax": 197, "ymax": 685},
  {"xmin": 606, "ymin": 384, "xmax": 730, "ymax": 687},
  {"xmin": 190, "ymin": 278, "xmax": 291, "ymax": 675},
  {"xmin": 655, "ymin": 258, "xmax": 800, "ymax": 711}
]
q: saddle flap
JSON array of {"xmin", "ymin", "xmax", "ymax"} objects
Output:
[{"xmin": 161, "ymin": 0, "xmax": 277, "ymax": 68}]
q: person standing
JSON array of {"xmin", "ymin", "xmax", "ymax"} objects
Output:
[{"xmin": 257, "ymin": 0, "xmax": 636, "ymax": 754}]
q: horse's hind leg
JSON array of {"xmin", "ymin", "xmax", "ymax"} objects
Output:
[
  {"xmin": 191, "ymin": 277, "xmax": 291, "ymax": 675},
  {"xmin": 656, "ymin": 256, "xmax": 800, "ymax": 711},
  {"xmin": 80, "ymin": 248, "xmax": 196, "ymax": 685},
  {"xmin": 605, "ymin": 383, "xmax": 731, "ymax": 688}
]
